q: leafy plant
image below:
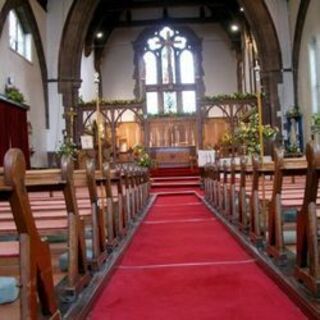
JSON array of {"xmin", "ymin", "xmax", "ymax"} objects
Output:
[
  {"xmin": 311, "ymin": 113, "xmax": 320, "ymax": 134},
  {"xmin": 286, "ymin": 106, "xmax": 301, "ymax": 118},
  {"xmin": 234, "ymin": 112, "xmax": 278, "ymax": 155},
  {"xmin": 132, "ymin": 144, "xmax": 152, "ymax": 168},
  {"xmin": 286, "ymin": 143, "xmax": 299, "ymax": 154},
  {"xmin": 5, "ymin": 86, "xmax": 25, "ymax": 104},
  {"xmin": 56, "ymin": 138, "xmax": 78, "ymax": 160}
]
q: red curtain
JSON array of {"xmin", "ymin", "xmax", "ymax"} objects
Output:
[{"xmin": 0, "ymin": 100, "xmax": 30, "ymax": 168}]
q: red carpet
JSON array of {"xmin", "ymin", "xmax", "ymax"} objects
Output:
[
  {"xmin": 89, "ymin": 193, "xmax": 306, "ymax": 320},
  {"xmin": 150, "ymin": 167, "xmax": 200, "ymax": 177}
]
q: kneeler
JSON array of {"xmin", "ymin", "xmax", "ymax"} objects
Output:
[{"xmin": 3, "ymin": 149, "xmax": 60, "ymax": 319}]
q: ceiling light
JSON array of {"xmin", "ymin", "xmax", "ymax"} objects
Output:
[
  {"xmin": 230, "ymin": 24, "xmax": 240, "ymax": 32},
  {"xmin": 96, "ymin": 32, "xmax": 104, "ymax": 39},
  {"xmin": 240, "ymin": 7, "xmax": 244, "ymax": 12}
]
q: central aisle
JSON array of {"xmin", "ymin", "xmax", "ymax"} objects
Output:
[{"xmin": 89, "ymin": 193, "xmax": 306, "ymax": 320}]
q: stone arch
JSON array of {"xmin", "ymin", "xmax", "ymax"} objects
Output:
[
  {"xmin": 0, "ymin": 0, "xmax": 49, "ymax": 128},
  {"xmin": 292, "ymin": 0, "xmax": 311, "ymax": 104},
  {"xmin": 58, "ymin": 0, "xmax": 283, "ymax": 127},
  {"xmin": 238, "ymin": 0, "xmax": 283, "ymax": 126}
]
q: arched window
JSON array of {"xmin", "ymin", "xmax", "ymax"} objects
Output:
[
  {"xmin": 309, "ymin": 37, "xmax": 320, "ymax": 113},
  {"xmin": 8, "ymin": 10, "xmax": 32, "ymax": 61},
  {"xmin": 136, "ymin": 26, "xmax": 201, "ymax": 115}
]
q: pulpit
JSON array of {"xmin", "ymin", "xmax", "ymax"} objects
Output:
[{"xmin": 0, "ymin": 95, "xmax": 30, "ymax": 167}]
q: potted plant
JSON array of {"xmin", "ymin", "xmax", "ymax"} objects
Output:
[
  {"xmin": 286, "ymin": 106, "xmax": 302, "ymax": 119},
  {"xmin": 55, "ymin": 138, "xmax": 78, "ymax": 167},
  {"xmin": 5, "ymin": 85, "xmax": 25, "ymax": 104}
]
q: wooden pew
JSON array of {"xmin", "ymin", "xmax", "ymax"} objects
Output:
[
  {"xmin": 73, "ymin": 160, "xmax": 107, "ymax": 270},
  {"xmin": 295, "ymin": 141, "xmax": 320, "ymax": 296},
  {"xmin": 0, "ymin": 149, "xmax": 60, "ymax": 319},
  {"xmin": 249, "ymin": 156, "xmax": 274, "ymax": 245},
  {"xmin": 238, "ymin": 157, "xmax": 252, "ymax": 231},
  {"xmin": 25, "ymin": 157, "xmax": 91, "ymax": 296},
  {"xmin": 267, "ymin": 149, "xmax": 307, "ymax": 261}
]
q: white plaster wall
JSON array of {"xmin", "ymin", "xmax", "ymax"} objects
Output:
[
  {"xmin": 193, "ymin": 24, "xmax": 237, "ymax": 95},
  {"xmin": 79, "ymin": 51, "xmax": 96, "ymax": 101},
  {"xmin": 46, "ymin": 0, "xmax": 73, "ymax": 152},
  {"xmin": 100, "ymin": 24, "xmax": 237, "ymax": 100},
  {"xmin": 0, "ymin": 1, "xmax": 47, "ymax": 167},
  {"xmin": 297, "ymin": 0, "xmax": 320, "ymax": 142}
]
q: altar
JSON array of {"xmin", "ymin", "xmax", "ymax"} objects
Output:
[
  {"xmin": 150, "ymin": 146, "xmax": 196, "ymax": 168},
  {"xmin": 148, "ymin": 116, "xmax": 197, "ymax": 168}
]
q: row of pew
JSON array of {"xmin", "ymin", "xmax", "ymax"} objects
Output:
[
  {"xmin": 203, "ymin": 141, "xmax": 320, "ymax": 298},
  {"xmin": 0, "ymin": 148, "xmax": 150, "ymax": 319}
]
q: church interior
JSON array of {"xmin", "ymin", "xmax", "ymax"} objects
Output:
[{"xmin": 0, "ymin": 0, "xmax": 320, "ymax": 319}]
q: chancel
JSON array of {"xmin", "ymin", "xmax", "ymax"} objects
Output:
[{"xmin": 0, "ymin": 0, "xmax": 320, "ymax": 319}]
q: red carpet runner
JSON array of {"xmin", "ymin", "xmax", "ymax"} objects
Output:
[{"xmin": 89, "ymin": 192, "xmax": 306, "ymax": 319}]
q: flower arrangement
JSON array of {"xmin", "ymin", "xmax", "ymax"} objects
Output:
[
  {"xmin": 56, "ymin": 138, "xmax": 78, "ymax": 160},
  {"xmin": 132, "ymin": 144, "xmax": 152, "ymax": 168},
  {"xmin": 5, "ymin": 85, "xmax": 25, "ymax": 104},
  {"xmin": 234, "ymin": 112, "xmax": 278, "ymax": 155},
  {"xmin": 286, "ymin": 106, "xmax": 301, "ymax": 118}
]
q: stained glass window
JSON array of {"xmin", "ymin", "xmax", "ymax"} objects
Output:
[{"xmin": 143, "ymin": 26, "xmax": 197, "ymax": 114}]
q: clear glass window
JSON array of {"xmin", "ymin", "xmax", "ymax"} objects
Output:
[
  {"xmin": 8, "ymin": 10, "xmax": 32, "ymax": 61},
  {"xmin": 146, "ymin": 92, "xmax": 158, "ymax": 115},
  {"xmin": 144, "ymin": 52, "xmax": 157, "ymax": 85},
  {"xmin": 180, "ymin": 50, "xmax": 195, "ymax": 84},
  {"xmin": 182, "ymin": 91, "xmax": 196, "ymax": 113}
]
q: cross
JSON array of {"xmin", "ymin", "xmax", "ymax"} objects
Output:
[
  {"xmin": 64, "ymin": 106, "xmax": 77, "ymax": 139},
  {"xmin": 156, "ymin": 30, "xmax": 182, "ymax": 85}
]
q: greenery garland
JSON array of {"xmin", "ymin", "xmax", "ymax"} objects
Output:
[
  {"xmin": 202, "ymin": 92, "xmax": 257, "ymax": 103},
  {"xmin": 147, "ymin": 111, "xmax": 196, "ymax": 118},
  {"xmin": 79, "ymin": 98, "xmax": 144, "ymax": 106}
]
